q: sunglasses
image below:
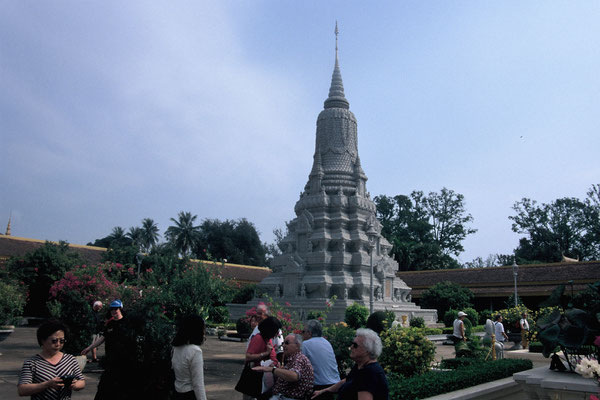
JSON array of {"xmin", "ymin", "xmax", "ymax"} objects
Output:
[
  {"xmin": 350, "ymin": 342, "xmax": 359, "ymax": 349},
  {"xmin": 284, "ymin": 340, "xmax": 296, "ymax": 345},
  {"xmin": 51, "ymin": 338, "xmax": 66, "ymax": 344}
]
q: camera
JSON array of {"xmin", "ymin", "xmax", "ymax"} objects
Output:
[{"xmin": 60, "ymin": 375, "xmax": 75, "ymax": 387}]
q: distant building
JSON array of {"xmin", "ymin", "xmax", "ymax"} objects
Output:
[
  {"xmin": 0, "ymin": 234, "xmax": 269, "ymax": 286},
  {"xmin": 397, "ymin": 261, "xmax": 600, "ymax": 310}
]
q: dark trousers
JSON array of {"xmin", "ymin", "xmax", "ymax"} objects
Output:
[
  {"xmin": 173, "ymin": 391, "xmax": 196, "ymax": 400},
  {"xmin": 312, "ymin": 384, "xmax": 335, "ymax": 400}
]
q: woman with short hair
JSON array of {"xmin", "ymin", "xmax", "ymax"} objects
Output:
[
  {"xmin": 311, "ymin": 328, "xmax": 388, "ymax": 400},
  {"xmin": 18, "ymin": 319, "xmax": 85, "ymax": 399}
]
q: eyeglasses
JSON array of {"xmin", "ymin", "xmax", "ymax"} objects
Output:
[
  {"xmin": 51, "ymin": 338, "xmax": 66, "ymax": 344},
  {"xmin": 110, "ymin": 307, "xmax": 120, "ymax": 311},
  {"xmin": 284, "ymin": 340, "xmax": 296, "ymax": 345},
  {"xmin": 350, "ymin": 342, "xmax": 359, "ymax": 349}
]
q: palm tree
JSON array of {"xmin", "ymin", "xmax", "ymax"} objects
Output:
[
  {"xmin": 140, "ymin": 218, "xmax": 160, "ymax": 252},
  {"xmin": 127, "ymin": 226, "xmax": 143, "ymax": 248},
  {"xmin": 165, "ymin": 211, "xmax": 201, "ymax": 257},
  {"xmin": 108, "ymin": 226, "xmax": 130, "ymax": 247}
]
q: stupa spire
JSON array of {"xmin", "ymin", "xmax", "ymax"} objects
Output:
[
  {"xmin": 324, "ymin": 21, "xmax": 349, "ymax": 110},
  {"xmin": 5, "ymin": 214, "xmax": 11, "ymax": 236}
]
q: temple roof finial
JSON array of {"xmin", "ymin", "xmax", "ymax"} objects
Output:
[
  {"xmin": 324, "ymin": 21, "xmax": 349, "ymax": 110},
  {"xmin": 5, "ymin": 213, "xmax": 11, "ymax": 236}
]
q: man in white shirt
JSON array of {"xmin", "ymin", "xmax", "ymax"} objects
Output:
[
  {"xmin": 452, "ymin": 311, "xmax": 467, "ymax": 343},
  {"xmin": 494, "ymin": 314, "xmax": 509, "ymax": 359},
  {"xmin": 520, "ymin": 312, "xmax": 530, "ymax": 349}
]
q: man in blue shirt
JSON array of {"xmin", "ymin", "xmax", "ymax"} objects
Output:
[{"xmin": 301, "ymin": 320, "xmax": 340, "ymax": 400}]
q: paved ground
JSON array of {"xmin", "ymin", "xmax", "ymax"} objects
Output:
[{"xmin": 0, "ymin": 327, "xmax": 547, "ymax": 400}]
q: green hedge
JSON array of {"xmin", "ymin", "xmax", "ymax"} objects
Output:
[{"xmin": 389, "ymin": 359, "xmax": 533, "ymax": 400}]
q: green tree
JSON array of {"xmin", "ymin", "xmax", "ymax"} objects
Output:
[
  {"xmin": 509, "ymin": 186, "xmax": 600, "ymax": 263},
  {"xmin": 195, "ymin": 218, "xmax": 267, "ymax": 266},
  {"xmin": 375, "ymin": 188, "xmax": 476, "ymax": 270},
  {"xmin": 420, "ymin": 281, "xmax": 474, "ymax": 322},
  {"xmin": 127, "ymin": 226, "xmax": 143, "ymax": 248},
  {"xmin": 165, "ymin": 211, "xmax": 201, "ymax": 257},
  {"xmin": 140, "ymin": 218, "xmax": 160, "ymax": 252},
  {"xmin": 6, "ymin": 241, "xmax": 82, "ymax": 316}
]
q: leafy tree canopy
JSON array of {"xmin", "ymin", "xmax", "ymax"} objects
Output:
[
  {"xmin": 195, "ymin": 218, "xmax": 266, "ymax": 266},
  {"xmin": 509, "ymin": 184, "xmax": 600, "ymax": 263},
  {"xmin": 375, "ymin": 188, "xmax": 476, "ymax": 270},
  {"xmin": 420, "ymin": 281, "xmax": 474, "ymax": 321}
]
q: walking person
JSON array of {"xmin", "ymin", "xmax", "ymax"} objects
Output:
[
  {"xmin": 172, "ymin": 315, "xmax": 207, "ymax": 400},
  {"xmin": 301, "ymin": 320, "xmax": 339, "ymax": 400},
  {"xmin": 18, "ymin": 319, "xmax": 85, "ymax": 399},
  {"xmin": 90, "ymin": 300, "xmax": 104, "ymax": 363}
]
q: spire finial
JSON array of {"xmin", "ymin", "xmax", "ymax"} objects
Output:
[
  {"xmin": 324, "ymin": 21, "xmax": 349, "ymax": 109},
  {"xmin": 335, "ymin": 21, "xmax": 339, "ymax": 58},
  {"xmin": 5, "ymin": 213, "xmax": 11, "ymax": 236}
]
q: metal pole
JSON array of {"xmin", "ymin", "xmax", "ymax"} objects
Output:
[
  {"xmin": 369, "ymin": 244, "xmax": 374, "ymax": 314},
  {"xmin": 512, "ymin": 262, "xmax": 518, "ymax": 307}
]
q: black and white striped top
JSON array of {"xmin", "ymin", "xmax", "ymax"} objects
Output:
[{"xmin": 18, "ymin": 353, "xmax": 84, "ymax": 400}]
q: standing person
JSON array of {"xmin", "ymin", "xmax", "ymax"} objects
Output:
[
  {"xmin": 172, "ymin": 315, "xmax": 207, "ymax": 400},
  {"xmin": 301, "ymin": 320, "xmax": 339, "ymax": 400},
  {"xmin": 452, "ymin": 312, "xmax": 467, "ymax": 343},
  {"xmin": 520, "ymin": 312, "xmax": 530, "ymax": 349},
  {"xmin": 241, "ymin": 317, "xmax": 281, "ymax": 400},
  {"xmin": 90, "ymin": 301, "xmax": 103, "ymax": 363},
  {"xmin": 248, "ymin": 303, "xmax": 284, "ymax": 361},
  {"xmin": 18, "ymin": 319, "xmax": 85, "ymax": 399},
  {"xmin": 494, "ymin": 314, "xmax": 509, "ymax": 359},
  {"xmin": 81, "ymin": 299, "xmax": 135, "ymax": 400},
  {"xmin": 311, "ymin": 328, "xmax": 389, "ymax": 400},
  {"xmin": 253, "ymin": 334, "xmax": 314, "ymax": 400}
]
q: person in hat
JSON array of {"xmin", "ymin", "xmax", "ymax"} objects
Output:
[
  {"xmin": 81, "ymin": 299, "xmax": 135, "ymax": 399},
  {"xmin": 452, "ymin": 311, "xmax": 468, "ymax": 343}
]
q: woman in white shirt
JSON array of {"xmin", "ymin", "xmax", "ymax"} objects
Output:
[{"xmin": 172, "ymin": 315, "xmax": 207, "ymax": 400}]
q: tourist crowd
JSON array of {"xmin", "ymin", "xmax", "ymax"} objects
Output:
[{"xmin": 17, "ymin": 301, "xmax": 389, "ymax": 400}]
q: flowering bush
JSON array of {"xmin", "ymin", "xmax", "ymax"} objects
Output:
[
  {"xmin": 379, "ymin": 326, "xmax": 436, "ymax": 377},
  {"xmin": 323, "ymin": 322, "xmax": 355, "ymax": 377},
  {"xmin": 575, "ymin": 357, "xmax": 600, "ymax": 381}
]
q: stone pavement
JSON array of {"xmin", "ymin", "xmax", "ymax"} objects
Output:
[{"xmin": 0, "ymin": 327, "xmax": 548, "ymax": 400}]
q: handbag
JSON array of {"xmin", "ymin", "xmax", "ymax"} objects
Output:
[{"xmin": 235, "ymin": 363, "xmax": 263, "ymax": 397}]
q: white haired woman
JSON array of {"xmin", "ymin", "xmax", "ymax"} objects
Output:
[{"xmin": 311, "ymin": 328, "xmax": 388, "ymax": 400}]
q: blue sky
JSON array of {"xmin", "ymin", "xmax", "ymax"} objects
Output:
[{"xmin": 1, "ymin": 1, "xmax": 599, "ymax": 264}]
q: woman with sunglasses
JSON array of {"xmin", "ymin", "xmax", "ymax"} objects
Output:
[
  {"xmin": 18, "ymin": 319, "xmax": 85, "ymax": 399},
  {"xmin": 311, "ymin": 328, "xmax": 388, "ymax": 400}
]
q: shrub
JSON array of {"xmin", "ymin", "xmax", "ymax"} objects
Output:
[
  {"xmin": 443, "ymin": 309, "xmax": 458, "ymax": 328},
  {"xmin": 478, "ymin": 309, "xmax": 492, "ymax": 325},
  {"xmin": 420, "ymin": 281, "xmax": 473, "ymax": 321},
  {"xmin": 493, "ymin": 305, "xmax": 531, "ymax": 333},
  {"xmin": 236, "ymin": 317, "xmax": 251, "ymax": 334},
  {"xmin": 345, "ymin": 303, "xmax": 369, "ymax": 329},
  {"xmin": 367, "ymin": 311, "xmax": 395, "ymax": 333},
  {"xmin": 379, "ymin": 327, "xmax": 436, "ymax": 378},
  {"xmin": 7, "ymin": 241, "xmax": 82, "ymax": 316},
  {"xmin": 528, "ymin": 342, "xmax": 543, "ymax": 353},
  {"xmin": 0, "ymin": 281, "xmax": 26, "ymax": 325},
  {"xmin": 409, "ymin": 316, "xmax": 425, "ymax": 328},
  {"xmin": 209, "ymin": 306, "xmax": 230, "ymax": 323},
  {"xmin": 439, "ymin": 357, "xmax": 481, "ymax": 369},
  {"xmin": 463, "ymin": 308, "xmax": 479, "ymax": 326},
  {"xmin": 231, "ymin": 284, "xmax": 256, "ymax": 304},
  {"xmin": 388, "ymin": 359, "xmax": 533, "ymax": 400},
  {"xmin": 323, "ymin": 322, "xmax": 355, "ymax": 377}
]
